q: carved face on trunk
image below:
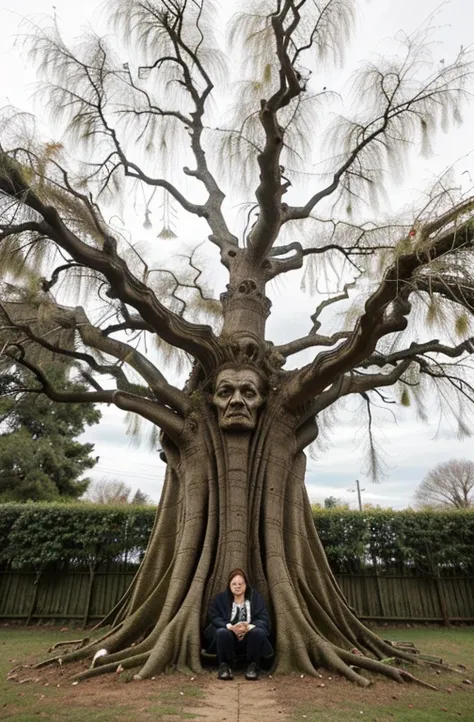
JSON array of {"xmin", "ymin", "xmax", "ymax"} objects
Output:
[{"xmin": 212, "ymin": 368, "xmax": 265, "ymax": 430}]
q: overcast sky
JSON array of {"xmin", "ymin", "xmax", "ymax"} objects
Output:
[{"xmin": 1, "ymin": 0, "xmax": 474, "ymax": 509}]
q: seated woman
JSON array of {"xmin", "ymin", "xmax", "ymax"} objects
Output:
[{"xmin": 203, "ymin": 568, "xmax": 272, "ymax": 681}]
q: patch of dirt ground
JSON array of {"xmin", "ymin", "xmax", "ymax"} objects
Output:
[{"xmin": 10, "ymin": 661, "xmax": 287, "ymax": 722}]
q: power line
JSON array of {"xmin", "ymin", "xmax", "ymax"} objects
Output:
[
  {"xmin": 99, "ymin": 455, "xmax": 161, "ymax": 468},
  {"xmin": 92, "ymin": 467, "xmax": 163, "ymax": 481}
]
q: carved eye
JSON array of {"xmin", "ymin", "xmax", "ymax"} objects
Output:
[
  {"xmin": 242, "ymin": 387, "xmax": 257, "ymax": 399},
  {"xmin": 217, "ymin": 387, "xmax": 233, "ymax": 398}
]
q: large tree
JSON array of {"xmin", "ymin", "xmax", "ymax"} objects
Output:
[{"xmin": 1, "ymin": 0, "xmax": 474, "ymax": 685}]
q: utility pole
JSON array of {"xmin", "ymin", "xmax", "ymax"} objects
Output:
[{"xmin": 347, "ymin": 479, "xmax": 365, "ymax": 511}]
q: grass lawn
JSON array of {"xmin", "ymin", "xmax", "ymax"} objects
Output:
[
  {"xmin": 0, "ymin": 624, "xmax": 204, "ymax": 721},
  {"xmin": 287, "ymin": 626, "xmax": 474, "ymax": 722},
  {"xmin": 0, "ymin": 624, "xmax": 472, "ymax": 721}
]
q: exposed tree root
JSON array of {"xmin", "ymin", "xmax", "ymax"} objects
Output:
[
  {"xmin": 416, "ymin": 656, "xmax": 466, "ymax": 674},
  {"xmin": 7, "ymin": 664, "xmax": 30, "ymax": 679},
  {"xmin": 398, "ymin": 670, "xmax": 439, "ymax": 690},
  {"xmin": 34, "ymin": 656, "xmax": 67, "ymax": 669},
  {"xmin": 47, "ymin": 638, "xmax": 90, "ymax": 653},
  {"xmin": 72, "ymin": 652, "xmax": 151, "ymax": 682}
]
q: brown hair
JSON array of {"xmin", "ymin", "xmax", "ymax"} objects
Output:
[{"xmin": 227, "ymin": 568, "xmax": 248, "ymax": 589}]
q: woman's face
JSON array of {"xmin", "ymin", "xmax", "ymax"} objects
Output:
[{"xmin": 229, "ymin": 574, "xmax": 246, "ymax": 597}]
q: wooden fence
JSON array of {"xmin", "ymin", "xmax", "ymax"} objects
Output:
[
  {"xmin": 336, "ymin": 573, "xmax": 474, "ymax": 624},
  {"xmin": 1, "ymin": 568, "xmax": 473, "ymax": 624}
]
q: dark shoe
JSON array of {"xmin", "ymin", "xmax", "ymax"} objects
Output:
[
  {"xmin": 217, "ymin": 663, "xmax": 233, "ymax": 680},
  {"xmin": 245, "ymin": 662, "xmax": 259, "ymax": 680}
]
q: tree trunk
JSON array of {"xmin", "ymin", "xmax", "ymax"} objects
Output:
[
  {"xmin": 59, "ymin": 400, "xmax": 420, "ymax": 685},
  {"xmin": 39, "ymin": 282, "xmax": 424, "ymax": 686}
]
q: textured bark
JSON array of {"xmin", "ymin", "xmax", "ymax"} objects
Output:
[{"xmin": 49, "ymin": 395, "xmax": 421, "ymax": 686}]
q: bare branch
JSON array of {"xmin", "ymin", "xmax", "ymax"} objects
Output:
[
  {"xmin": 0, "ymin": 220, "xmax": 46, "ymax": 239},
  {"xmin": 2, "ymin": 310, "xmax": 136, "ymax": 394},
  {"xmin": 21, "ymin": 12, "xmax": 237, "ymax": 254},
  {"xmin": 298, "ymin": 335, "xmax": 474, "ymax": 442},
  {"xmin": 40, "ymin": 262, "xmax": 86, "ymax": 292},
  {"xmin": 349, "ymin": 359, "xmax": 420, "ymax": 396},
  {"xmin": 246, "ymin": 1, "xmax": 307, "ymax": 261},
  {"xmin": 303, "ymin": 358, "xmax": 412, "ymax": 419},
  {"xmin": 285, "ymin": 204, "xmax": 474, "ymax": 408},
  {"xmin": 161, "ymin": 14, "xmax": 239, "ymax": 252},
  {"xmin": 415, "ymin": 356, "xmax": 474, "ymax": 407},
  {"xmin": 5, "ymin": 345, "xmax": 184, "ymax": 442},
  {"xmin": 0, "ymin": 297, "xmax": 190, "ymax": 414},
  {"xmin": 420, "ymin": 195, "xmax": 474, "ymax": 240},
  {"xmin": 111, "ymin": 4, "xmax": 239, "ymax": 253},
  {"xmin": 413, "ymin": 275, "xmax": 474, "ymax": 313},
  {"xmin": 364, "ymin": 337, "xmax": 474, "ymax": 370},
  {"xmin": 266, "ymin": 228, "xmax": 392, "ymax": 280},
  {"xmin": 308, "ymin": 280, "xmax": 356, "ymax": 334},
  {"xmin": 275, "ymin": 331, "xmax": 349, "ymax": 358},
  {"xmin": 0, "ymin": 158, "xmax": 224, "ymax": 375},
  {"xmin": 285, "ymin": 39, "xmax": 473, "ymax": 222},
  {"xmin": 102, "ymin": 314, "xmax": 153, "ymax": 336}
]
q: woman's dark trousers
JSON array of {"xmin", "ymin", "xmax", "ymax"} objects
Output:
[{"xmin": 216, "ymin": 627, "xmax": 266, "ymax": 666}]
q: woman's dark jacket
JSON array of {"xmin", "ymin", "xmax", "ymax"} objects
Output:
[{"xmin": 203, "ymin": 586, "xmax": 273, "ymax": 656}]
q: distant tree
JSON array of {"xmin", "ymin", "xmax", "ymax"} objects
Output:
[
  {"xmin": 414, "ymin": 459, "xmax": 474, "ymax": 509},
  {"xmin": 0, "ymin": 372, "xmax": 100, "ymax": 501},
  {"xmin": 131, "ymin": 488, "xmax": 151, "ymax": 505},
  {"xmin": 84, "ymin": 480, "xmax": 151, "ymax": 504},
  {"xmin": 324, "ymin": 496, "xmax": 341, "ymax": 509},
  {"xmin": 84, "ymin": 478, "xmax": 132, "ymax": 504}
]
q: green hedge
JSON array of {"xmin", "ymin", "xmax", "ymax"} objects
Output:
[
  {"xmin": 0, "ymin": 503, "xmax": 473, "ymax": 574},
  {"xmin": 314, "ymin": 508, "xmax": 474, "ymax": 574},
  {"xmin": 0, "ymin": 503, "xmax": 153, "ymax": 570}
]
